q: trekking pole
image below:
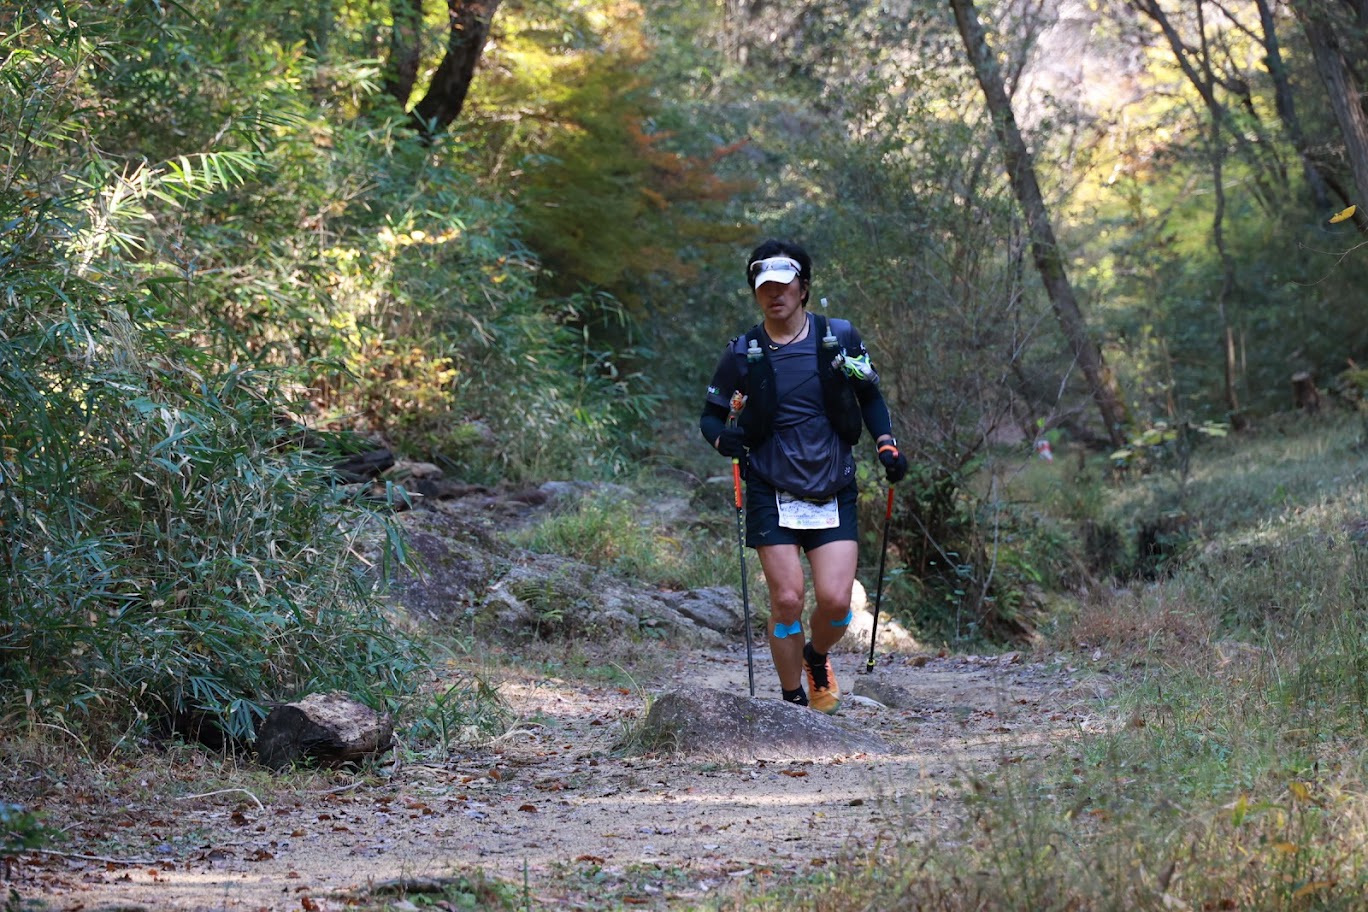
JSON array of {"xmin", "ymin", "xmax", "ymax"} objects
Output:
[
  {"xmin": 865, "ymin": 484, "xmax": 895, "ymax": 674},
  {"xmin": 728, "ymin": 390, "xmax": 756, "ymax": 697},
  {"xmin": 732, "ymin": 457, "xmax": 756, "ymax": 697}
]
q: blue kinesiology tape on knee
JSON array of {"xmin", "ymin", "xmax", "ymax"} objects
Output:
[
  {"xmin": 831, "ymin": 610, "xmax": 853, "ymax": 628},
  {"xmin": 772, "ymin": 620, "xmax": 803, "ymax": 639}
]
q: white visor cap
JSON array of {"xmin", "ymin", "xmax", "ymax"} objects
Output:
[{"xmin": 750, "ymin": 256, "xmax": 802, "ymax": 290}]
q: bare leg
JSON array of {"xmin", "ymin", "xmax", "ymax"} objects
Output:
[
  {"xmin": 806, "ymin": 540, "xmax": 858, "ymax": 655},
  {"xmin": 756, "ymin": 544, "xmax": 806, "ymax": 691}
]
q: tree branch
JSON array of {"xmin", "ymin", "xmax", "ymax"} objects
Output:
[{"xmin": 385, "ymin": 0, "xmax": 424, "ymax": 109}]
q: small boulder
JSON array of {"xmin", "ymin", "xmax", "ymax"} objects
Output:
[
  {"xmin": 851, "ymin": 674, "xmax": 917, "ymax": 709},
  {"xmin": 639, "ymin": 688, "xmax": 891, "ymax": 762},
  {"xmin": 387, "ymin": 460, "xmax": 445, "ymax": 481},
  {"xmin": 387, "ymin": 510, "xmax": 509, "ymax": 622},
  {"xmin": 834, "ymin": 582, "xmax": 919, "ymax": 656},
  {"xmin": 475, "ymin": 555, "xmax": 729, "ymax": 646}
]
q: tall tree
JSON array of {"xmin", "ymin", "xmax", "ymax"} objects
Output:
[
  {"xmin": 949, "ymin": 0, "xmax": 1130, "ymax": 447},
  {"xmin": 1133, "ymin": 0, "xmax": 1247, "ymax": 421},
  {"xmin": 1131, "ymin": 0, "xmax": 1284, "ymax": 215},
  {"xmin": 1252, "ymin": 0, "xmax": 1334, "ymax": 208},
  {"xmin": 1205, "ymin": 64, "xmax": 1245, "ymax": 425},
  {"xmin": 385, "ymin": 0, "xmax": 424, "ymax": 107},
  {"xmin": 1293, "ymin": 0, "xmax": 1368, "ymax": 223},
  {"xmin": 387, "ymin": 0, "xmax": 502, "ymax": 139}
]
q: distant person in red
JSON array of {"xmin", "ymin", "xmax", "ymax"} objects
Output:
[{"xmin": 700, "ymin": 239, "xmax": 907, "ymax": 712}]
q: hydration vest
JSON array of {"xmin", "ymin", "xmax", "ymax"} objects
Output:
[{"xmin": 731, "ymin": 314, "xmax": 871, "ymax": 448}]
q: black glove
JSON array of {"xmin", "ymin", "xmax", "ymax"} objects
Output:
[
  {"xmin": 878, "ymin": 441, "xmax": 908, "ymax": 484},
  {"xmin": 715, "ymin": 427, "xmax": 748, "ymax": 458}
]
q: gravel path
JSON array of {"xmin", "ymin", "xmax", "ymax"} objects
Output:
[{"xmin": 15, "ymin": 640, "xmax": 1095, "ymax": 911}]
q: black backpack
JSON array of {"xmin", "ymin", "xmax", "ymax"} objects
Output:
[{"xmin": 733, "ymin": 313, "xmax": 864, "ymax": 447}]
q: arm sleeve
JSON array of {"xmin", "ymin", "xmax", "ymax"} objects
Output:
[
  {"xmin": 700, "ymin": 346, "xmax": 741, "ymax": 445},
  {"xmin": 843, "ymin": 320, "xmax": 894, "ymax": 440},
  {"xmin": 700, "ymin": 401, "xmax": 729, "ymax": 446},
  {"xmin": 858, "ymin": 385, "xmax": 893, "ymax": 440},
  {"xmin": 704, "ymin": 345, "xmax": 741, "ymax": 409}
]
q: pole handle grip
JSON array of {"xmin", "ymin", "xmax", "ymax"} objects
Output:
[{"xmin": 885, "ymin": 484, "xmax": 895, "ymax": 519}]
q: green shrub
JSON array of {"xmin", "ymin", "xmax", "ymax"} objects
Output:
[
  {"xmin": 0, "ymin": 281, "xmax": 427, "ymax": 744},
  {"xmin": 0, "ymin": 803, "xmax": 47, "ymax": 855},
  {"xmin": 0, "ymin": 10, "xmax": 427, "ymax": 748},
  {"xmin": 869, "ymin": 457, "xmax": 1075, "ymax": 646}
]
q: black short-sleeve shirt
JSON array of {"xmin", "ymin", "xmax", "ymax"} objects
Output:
[{"xmin": 705, "ymin": 313, "xmax": 858, "ymax": 499}]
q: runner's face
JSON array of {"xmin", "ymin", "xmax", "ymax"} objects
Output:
[{"xmin": 755, "ymin": 278, "xmax": 805, "ymax": 323}]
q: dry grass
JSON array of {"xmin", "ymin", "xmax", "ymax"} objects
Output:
[
  {"xmin": 1066, "ymin": 584, "xmax": 1217, "ymax": 668},
  {"xmin": 722, "ymin": 415, "xmax": 1368, "ymax": 910}
]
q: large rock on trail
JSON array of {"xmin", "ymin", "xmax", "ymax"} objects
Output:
[
  {"xmin": 640, "ymin": 688, "xmax": 891, "ymax": 761},
  {"xmin": 656, "ymin": 588, "xmax": 745, "ymax": 635}
]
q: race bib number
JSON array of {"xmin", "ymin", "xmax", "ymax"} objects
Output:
[{"xmin": 776, "ymin": 491, "xmax": 839, "ymax": 530}]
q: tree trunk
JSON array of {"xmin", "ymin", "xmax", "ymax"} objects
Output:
[
  {"xmin": 1254, "ymin": 0, "xmax": 1333, "ymax": 208},
  {"xmin": 409, "ymin": 0, "xmax": 502, "ymax": 139},
  {"xmin": 1212, "ymin": 129, "xmax": 1243, "ymax": 422},
  {"xmin": 385, "ymin": 0, "xmax": 424, "ymax": 108},
  {"xmin": 1194, "ymin": 0, "xmax": 1244, "ymax": 424},
  {"xmin": 1294, "ymin": 0, "xmax": 1368, "ymax": 229},
  {"xmin": 949, "ymin": 0, "xmax": 1129, "ymax": 447},
  {"xmin": 331, "ymin": 446, "xmax": 395, "ymax": 483},
  {"xmin": 1291, "ymin": 371, "xmax": 1320, "ymax": 413},
  {"xmin": 256, "ymin": 692, "xmax": 395, "ymax": 771}
]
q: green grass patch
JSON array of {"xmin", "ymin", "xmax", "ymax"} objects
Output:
[{"xmin": 511, "ymin": 482, "xmax": 755, "ymax": 592}]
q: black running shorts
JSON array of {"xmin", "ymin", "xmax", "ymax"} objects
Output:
[{"xmin": 744, "ymin": 474, "xmax": 858, "ymax": 551}]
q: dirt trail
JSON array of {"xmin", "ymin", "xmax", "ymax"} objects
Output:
[{"xmin": 14, "ymin": 639, "xmax": 1095, "ymax": 911}]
